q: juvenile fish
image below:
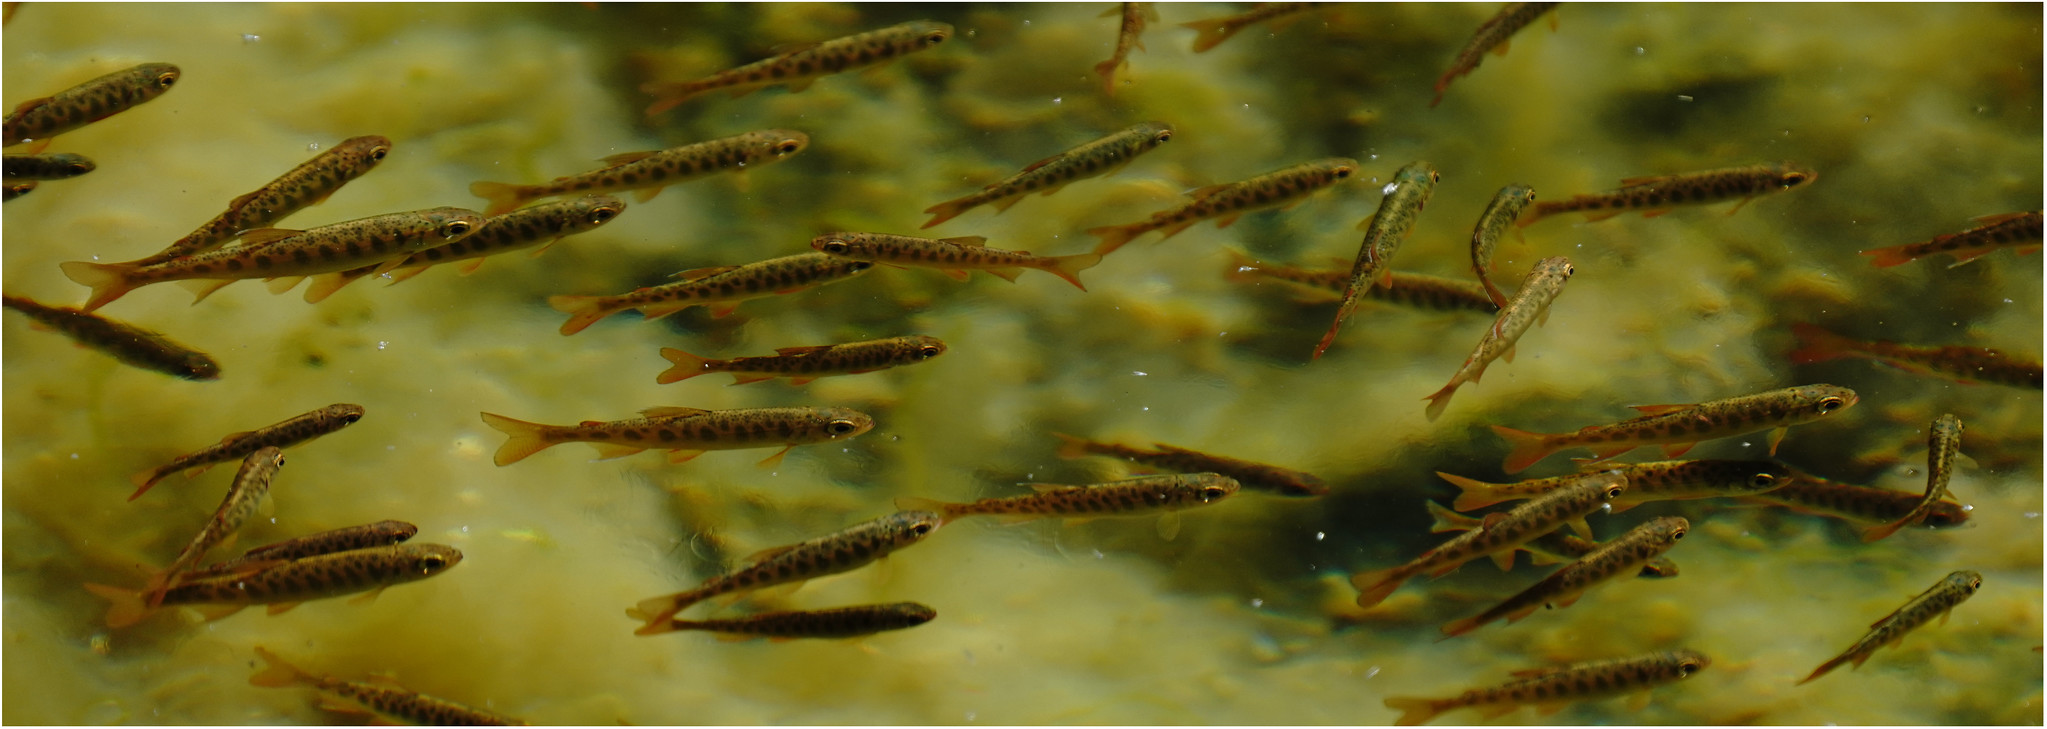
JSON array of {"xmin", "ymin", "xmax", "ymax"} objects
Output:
[
  {"xmin": 643, "ymin": 21, "xmax": 954, "ymax": 116},
  {"xmin": 1221, "ymin": 250, "xmax": 1499, "ymax": 314},
  {"xmin": 1422, "ymin": 256, "xmax": 1573, "ymax": 421},
  {"xmin": 1490, "ymin": 384, "xmax": 1859, "ymax": 473},
  {"xmin": 129, "ymin": 136, "xmax": 394, "ymax": 267},
  {"xmin": 183, "ymin": 520, "xmax": 419, "ymax": 580},
  {"xmin": 1094, "ymin": 4, "xmax": 1159, "ymax": 96},
  {"xmin": 812, "ymin": 231, "xmax": 1102, "ymax": 290},
  {"xmin": 2, "ymin": 294, "xmax": 220, "ymax": 380},
  {"xmin": 306, "ymin": 195, "xmax": 627, "ymax": 303},
  {"xmin": 629, "ymin": 511, "xmax": 944, "ymax": 632},
  {"xmin": 548, "ymin": 252, "xmax": 873, "ymax": 335},
  {"xmin": 84, "ymin": 543, "xmax": 462, "ymax": 629},
  {"xmin": 650, "ymin": 602, "xmax": 937, "ymax": 641},
  {"xmin": 469, "ymin": 130, "xmax": 808, "ymax": 215},
  {"xmin": 1423, "ymin": 501, "xmax": 1679, "ymax": 578},
  {"xmin": 1860, "ymin": 211, "xmax": 2042, "ymax": 268},
  {"xmin": 1314, "ymin": 161, "xmax": 1440, "ymax": 360},
  {"xmin": 1352, "ymin": 472, "xmax": 1624, "ymax": 609},
  {"xmin": 1468, "ymin": 184, "xmax": 1536, "ymax": 306},
  {"xmin": 1798, "ymin": 570, "xmax": 1982, "ymax": 684},
  {"xmin": 60, "ymin": 207, "xmax": 485, "ymax": 311},
  {"xmin": 1519, "ymin": 162, "xmax": 1816, "ymax": 227},
  {"xmin": 3, "ymin": 180, "xmax": 33, "ymax": 201},
  {"xmin": 3, "ymin": 152, "xmax": 94, "ymax": 179},
  {"xmin": 144, "ymin": 448, "xmax": 284, "ymax": 607},
  {"xmin": 128, "ymin": 403, "xmax": 365, "ymax": 500},
  {"xmin": 1739, "ymin": 467, "xmax": 1970, "ymax": 527},
  {"xmin": 251, "ymin": 647, "xmax": 525, "ymax": 726},
  {"xmin": 1442, "ymin": 459, "xmax": 1792, "ymax": 512},
  {"xmin": 1384, "ymin": 649, "xmax": 1709, "ymax": 726},
  {"xmin": 1087, "ymin": 157, "xmax": 1359, "ymax": 256},
  {"xmin": 1429, "ymin": 3, "xmax": 1559, "ymax": 108},
  {"xmin": 895, "ymin": 473, "xmax": 1239, "ymax": 540},
  {"xmin": 1180, "ymin": 2, "xmax": 1326, "ymax": 53},
  {"xmin": 1439, "ymin": 516, "xmax": 1688, "ymax": 638},
  {"xmin": 1863, "ymin": 414, "xmax": 1963, "ymax": 542},
  {"xmin": 1789, "ymin": 322, "xmax": 2041, "ymax": 389},
  {"xmin": 480, "ymin": 405, "xmax": 872, "ymax": 468},
  {"xmin": 922, "ymin": 122, "xmax": 1175, "ymax": 228},
  {"xmin": 4, "ymin": 62, "xmax": 180, "ymax": 148},
  {"xmin": 1051, "ymin": 431, "xmax": 1328, "ymax": 497},
  {"xmin": 658, "ymin": 335, "xmax": 946, "ymax": 385}
]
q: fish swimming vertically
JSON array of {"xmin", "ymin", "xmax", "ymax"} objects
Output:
[
  {"xmin": 1351, "ymin": 472, "xmax": 1623, "ymax": 609},
  {"xmin": 1423, "ymin": 501, "xmax": 1680, "ymax": 578},
  {"xmin": 895, "ymin": 473, "xmax": 1239, "ymax": 540},
  {"xmin": 658, "ymin": 335, "xmax": 946, "ymax": 385},
  {"xmin": 480, "ymin": 406, "xmax": 873, "ymax": 468},
  {"xmin": 1789, "ymin": 322, "xmax": 2042, "ymax": 389},
  {"xmin": 127, "ymin": 403, "xmax": 365, "ymax": 500},
  {"xmin": 922, "ymin": 122, "xmax": 1175, "ymax": 228},
  {"xmin": 469, "ymin": 130, "xmax": 808, "ymax": 215},
  {"xmin": 650, "ymin": 602, "xmax": 937, "ymax": 641},
  {"xmin": 547, "ymin": 252, "xmax": 873, "ymax": 335},
  {"xmin": 1862, "ymin": 414, "xmax": 1963, "ymax": 542},
  {"xmin": 183, "ymin": 520, "xmax": 419, "ymax": 580},
  {"xmin": 84, "ymin": 543, "xmax": 462, "ymax": 629},
  {"xmin": 1384, "ymin": 649, "xmax": 1709, "ymax": 725},
  {"xmin": 305, "ymin": 195, "xmax": 627, "ymax": 303},
  {"xmin": 1221, "ymin": 250, "xmax": 1499, "ymax": 314},
  {"xmin": 144, "ymin": 447, "xmax": 284, "ymax": 607},
  {"xmin": 1739, "ymin": 467, "xmax": 1970, "ymax": 528},
  {"xmin": 1094, "ymin": 3, "xmax": 1159, "ymax": 96},
  {"xmin": 1086, "ymin": 157, "xmax": 1359, "ymax": 256},
  {"xmin": 629, "ymin": 511, "xmax": 944, "ymax": 632},
  {"xmin": 1, "ymin": 294, "xmax": 220, "ymax": 380},
  {"xmin": 1180, "ymin": 3, "xmax": 1327, "ymax": 53},
  {"xmin": 1439, "ymin": 516, "xmax": 1688, "ymax": 639},
  {"xmin": 1490, "ymin": 384, "xmax": 1859, "ymax": 473},
  {"xmin": 1314, "ymin": 161, "xmax": 1440, "ymax": 360},
  {"xmin": 250, "ymin": 647, "xmax": 526, "ymax": 725},
  {"xmin": 811, "ymin": 231, "xmax": 1102, "ymax": 290},
  {"xmin": 3, "ymin": 62, "xmax": 180, "ymax": 148},
  {"xmin": 1468, "ymin": 184, "xmax": 1536, "ymax": 307},
  {"xmin": 1798, "ymin": 570, "xmax": 1982, "ymax": 685},
  {"xmin": 1518, "ymin": 162, "xmax": 1816, "ymax": 227},
  {"xmin": 1429, "ymin": 3, "xmax": 1559, "ymax": 108},
  {"xmin": 127, "ymin": 135, "xmax": 395, "ymax": 267},
  {"xmin": 1051, "ymin": 431, "xmax": 1328, "ymax": 497},
  {"xmin": 642, "ymin": 21, "xmax": 953, "ymax": 116},
  {"xmin": 1421, "ymin": 256, "xmax": 1573, "ymax": 421},
  {"xmin": 1441, "ymin": 459, "xmax": 1792, "ymax": 512},
  {"xmin": 2, "ymin": 152, "xmax": 94, "ymax": 179},
  {"xmin": 1859, "ymin": 211, "xmax": 2042, "ymax": 268}
]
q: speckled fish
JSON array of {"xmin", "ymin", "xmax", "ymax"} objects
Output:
[
  {"xmin": 1439, "ymin": 516, "xmax": 1688, "ymax": 638},
  {"xmin": 1385, "ymin": 649, "xmax": 1709, "ymax": 725},
  {"xmin": 1490, "ymin": 384, "xmax": 1859, "ymax": 473},
  {"xmin": 1519, "ymin": 162, "xmax": 1817, "ymax": 227},
  {"xmin": 480, "ymin": 405, "xmax": 872, "ymax": 468},
  {"xmin": 922, "ymin": 122, "xmax": 1175, "ymax": 228},
  {"xmin": 646, "ymin": 602, "xmax": 937, "ymax": 641},
  {"xmin": 658, "ymin": 335, "xmax": 946, "ymax": 385},
  {"xmin": 1468, "ymin": 184, "xmax": 1536, "ymax": 306},
  {"xmin": 1221, "ymin": 250, "xmax": 1499, "ymax": 314},
  {"xmin": 143, "ymin": 448, "xmax": 284, "ymax": 607},
  {"xmin": 1181, "ymin": 2, "xmax": 1327, "ymax": 53},
  {"xmin": 306, "ymin": 195, "xmax": 627, "ymax": 303},
  {"xmin": 1429, "ymin": 3, "xmax": 1559, "ymax": 108},
  {"xmin": 1051, "ymin": 432, "xmax": 1327, "ymax": 497},
  {"xmin": 1424, "ymin": 501, "xmax": 1680, "ymax": 578},
  {"xmin": 60, "ymin": 207, "xmax": 485, "ymax": 311},
  {"xmin": 3, "ymin": 180, "xmax": 33, "ymax": 201},
  {"xmin": 129, "ymin": 135, "xmax": 394, "ymax": 267},
  {"xmin": 547, "ymin": 252, "xmax": 873, "ymax": 335},
  {"xmin": 1422, "ymin": 256, "xmax": 1573, "ymax": 420},
  {"xmin": 84, "ymin": 543, "xmax": 462, "ymax": 629},
  {"xmin": 469, "ymin": 130, "xmax": 808, "ymax": 215},
  {"xmin": 1314, "ymin": 161, "xmax": 1440, "ymax": 360},
  {"xmin": 2, "ymin": 294, "xmax": 220, "ymax": 380},
  {"xmin": 1443, "ymin": 459, "xmax": 1792, "ymax": 512},
  {"xmin": 1352, "ymin": 472, "xmax": 1624, "ymax": 609},
  {"xmin": 628, "ymin": 511, "xmax": 944, "ymax": 632},
  {"xmin": 3, "ymin": 152, "xmax": 94, "ymax": 179},
  {"xmin": 128, "ymin": 403, "xmax": 365, "ymax": 501},
  {"xmin": 1798, "ymin": 570, "xmax": 1982, "ymax": 685},
  {"xmin": 1860, "ymin": 211, "xmax": 2042, "ymax": 268},
  {"xmin": 1739, "ymin": 467, "xmax": 1970, "ymax": 527},
  {"xmin": 896, "ymin": 473, "xmax": 1239, "ymax": 540},
  {"xmin": 251, "ymin": 647, "xmax": 526, "ymax": 726},
  {"xmin": 183, "ymin": 520, "xmax": 419, "ymax": 581},
  {"xmin": 3, "ymin": 62, "xmax": 180, "ymax": 148},
  {"xmin": 811, "ymin": 231, "xmax": 1102, "ymax": 290},
  {"xmin": 1863, "ymin": 414, "xmax": 1963, "ymax": 542},
  {"xmin": 1789, "ymin": 322, "xmax": 2042, "ymax": 389},
  {"xmin": 1094, "ymin": 4, "xmax": 1159, "ymax": 96},
  {"xmin": 642, "ymin": 21, "xmax": 953, "ymax": 116},
  {"xmin": 1086, "ymin": 157, "xmax": 1359, "ymax": 256}
]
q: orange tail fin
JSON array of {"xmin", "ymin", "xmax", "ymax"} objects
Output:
[
  {"xmin": 1491, "ymin": 425, "xmax": 1560, "ymax": 474},
  {"xmin": 641, "ymin": 81, "xmax": 703, "ymax": 118},
  {"xmin": 248, "ymin": 646, "xmax": 320, "ymax": 688},
  {"xmin": 1857, "ymin": 243, "xmax": 1921, "ymax": 268},
  {"xmin": 1048, "ymin": 432, "xmax": 1095, "ymax": 460},
  {"xmin": 655, "ymin": 348, "xmax": 713, "ymax": 384},
  {"xmin": 920, "ymin": 193, "xmax": 984, "ymax": 229},
  {"xmin": 547, "ymin": 295, "xmax": 614, "ymax": 336},
  {"xmin": 1088, "ymin": 224, "xmax": 1146, "ymax": 257},
  {"xmin": 1787, "ymin": 323, "xmax": 1855, "ymax": 364},
  {"xmin": 1350, "ymin": 566, "xmax": 1415, "ymax": 609},
  {"xmin": 1181, "ymin": 18, "xmax": 1241, "ymax": 53},
  {"xmin": 1437, "ymin": 471, "xmax": 1512, "ymax": 511},
  {"xmin": 1041, "ymin": 253, "xmax": 1102, "ymax": 291},
  {"xmin": 84, "ymin": 582, "xmax": 153, "ymax": 629},
  {"xmin": 58, "ymin": 260, "xmax": 142, "ymax": 312},
  {"xmin": 1422, "ymin": 382, "xmax": 1461, "ymax": 422},
  {"xmin": 467, "ymin": 181, "xmax": 532, "ymax": 217},
  {"xmin": 479, "ymin": 412, "xmax": 558, "ymax": 466},
  {"xmin": 1383, "ymin": 697, "xmax": 1447, "ymax": 726}
]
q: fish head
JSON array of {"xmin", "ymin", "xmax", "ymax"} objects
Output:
[
  {"xmin": 1172, "ymin": 473, "xmax": 1240, "ymax": 505},
  {"xmin": 325, "ymin": 404, "xmax": 368, "ymax": 426},
  {"xmin": 1133, "ymin": 121, "xmax": 1176, "ymax": 148},
  {"xmin": 881, "ymin": 510, "xmax": 945, "ymax": 543},
  {"xmin": 180, "ymin": 351, "xmax": 223, "ymax": 380},
  {"xmin": 405, "ymin": 545, "xmax": 464, "ymax": 576},
  {"xmin": 812, "ymin": 407, "xmax": 875, "ymax": 441},
  {"xmin": 1770, "ymin": 161, "xmax": 1818, "ymax": 189},
  {"xmin": 417, "ymin": 207, "xmax": 488, "ymax": 247},
  {"xmin": 1946, "ymin": 570, "xmax": 1984, "ymax": 594},
  {"xmin": 1728, "ymin": 461, "xmax": 1795, "ymax": 495},
  {"xmin": 810, "ymin": 233, "xmax": 866, "ymax": 257},
  {"xmin": 47, "ymin": 152, "xmax": 95, "ymax": 177},
  {"xmin": 901, "ymin": 20, "xmax": 954, "ymax": 49},
  {"xmin": 1668, "ymin": 649, "xmax": 1711, "ymax": 677},
  {"xmin": 372, "ymin": 520, "xmax": 421, "ymax": 544},
  {"xmin": 1922, "ymin": 500, "xmax": 1971, "ymax": 528},
  {"xmin": 1317, "ymin": 157, "xmax": 1362, "ymax": 182},
  {"xmin": 1535, "ymin": 255, "xmax": 1574, "ymax": 279},
  {"xmin": 1644, "ymin": 516, "xmax": 1689, "ymax": 546},
  {"xmin": 136, "ymin": 62, "xmax": 182, "ymax": 94},
  {"xmin": 888, "ymin": 602, "xmax": 939, "ymax": 624},
  {"xmin": 902, "ymin": 335, "xmax": 948, "ymax": 360},
  {"xmin": 1578, "ymin": 471, "xmax": 1628, "ymax": 503},
  {"xmin": 1393, "ymin": 160, "xmax": 1438, "ymax": 187},
  {"xmin": 1791, "ymin": 384, "xmax": 1859, "ymax": 420},
  {"xmin": 751, "ymin": 129, "xmax": 811, "ymax": 161},
  {"xmin": 564, "ymin": 194, "xmax": 628, "ymax": 229},
  {"xmin": 339, "ymin": 135, "xmax": 394, "ymax": 165},
  {"xmin": 1275, "ymin": 471, "xmax": 1328, "ymax": 497}
]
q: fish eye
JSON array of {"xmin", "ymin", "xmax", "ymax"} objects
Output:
[
  {"xmin": 1816, "ymin": 396, "xmax": 1845, "ymax": 412},
  {"xmin": 1200, "ymin": 486, "xmax": 1229, "ymax": 500},
  {"xmin": 341, "ymin": 412, "xmax": 364, "ymax": 424},
  {"xmin": 1669, "ymin": 528, "xmax": 1687, "ymax": 540},
  {"xmin": 1153, "ymin": 130, "xmax": 1173, "ymax": 143},
  {"xmin": 821, "ymin": 239, "xmax": 851, "ymax": 254},
  {"xmin": 1604, "ymin": 486, "xmax": 1623, "ymax": 499},
  {"xmin": 440, "ymin": 220, "xmax": 473, "ymax": 237},
  {"xmin": 156, "ymin": 72, "xmax": 179, "ymax": 88},
  {"xmin": 1750, "ymin": 473, "xmax": 1777, "ymax": 488},
  {"xmin": 588, "ymin": 206, "xmax": 620, "ymax": 224},
  {"xmin": 70, "ymin": 163, "xmax": 92, "ymax": 174},
  {"xmin": 1333, "ymin": 166, "xmax": 1354, "ymax": 178},
  {"xmin": 1524, "ymin": 190, "xmax": 1537, "ymax": 202},
  {"xmin": 849, "ymin": 260, "xmax": 874, "ymax": 270},
  {"xmin": 911, "ymin": 522, "xmax": 935, "ymax": 536},
  {"xmin": 274, "ymin": 453, "xmax": 287, "ymax": 467},
  {"xmin": 420, "ymin": 554, "xmax": 447, "ymax": 570},
  {"xmin": 1782, "ymin": 172, "xmax": 1810, "ymax": 186},
  {"xmin": 776, "ymin": 139, "xmax": 803, "ymax": 154},
  {"xmin": 826, "ymin": 419, "xmax": 859, "ymax": 435},
  {"xmin": 923, "ymin": 31, "xmax": 949, "ymax": 45},
  {"xmin": 1429, "ymin": 171, "xmax": 1441, "ymax": 183},
  {"xmin": 917, "ymin": 345, "xmax": 943, "ymax": 358},
  {"xmin": 1679, "ymin": 660, "xmax": 1702, "ymax": 676},
  {"xmin": 369, "ymin": 146, "xmax": 390, "ymax": 161},
  {"xmin": 1561, "ymin": 263, "xmax": 1575, "ymax": 276}
]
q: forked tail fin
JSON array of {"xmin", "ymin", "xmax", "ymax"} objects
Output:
[{"xmin": 479, "ymin": 412, "xmax": 558, "ymax": 466}]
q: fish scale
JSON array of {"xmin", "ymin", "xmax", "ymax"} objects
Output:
[
  {"xmin": 480, "ymin": 405, "xmax": 873, "ymax": 467},
  {"xmin": 1093, "ymin": 5, "xmax": 1159, "ymax": 96},
  {"xmin": 468, "ymin": 130, "xmax": 808, "ymax": 215},
  {"xmin": 1423, "ymin": 501, "xmax": 1681, "ymax": 578},
  {"xmin": 1468, "ymin": 185, "xmax": 1536, "ymax": 306},
  {"xmin": 146, "ymin": 448, "xmax": 284, "ymax": 606},
  {"xmin": 1860, "ymin": 211, "xmax": 2042, "ymax": 267},
  {"xmin": 1521, "ymin": 162, "xmax": 1816, "ymax": 226},
  {"xmin": 922, "ymin": 122, "xmax": 1174, "ymax": 227},
  {"xmin": 87, "ymin": 543, "xmax": 462, "ymax": 628},
  {"xmin": 1741, "ymin": 468, "xmax": 1971, "ymax": 526},
  {"xmin": 1799, "ymin": 571, "xmax": 1982, "ymax": 684},
  {"xmin": 127, "ymin": 403, "xmax": 365, "ymax": 500},
  {"xmin": 128, "ymin": 135, "xmax": 394, "ymax": 266},
  {"xmin": 1442, "ymin": 458, "xmax": 1793, "ymax": 512},
  {"xmin": 1087, "ymin": 157, "xmax": 1359, "ymax": 256},
  {"xmin": 1315, "ymin": 161, "xmax": 1440, "ymax": 360},
  {"xmin": 1862, "ymin": 414, "xmax": 1965, "ymax": 541},
  {"xmin": 1430, "ymin": 3, "xmax": 1560, "ymax": 108},
  {"xmin": 812, "ymin": 232, "xmax": 1102, "ymax": 290},
  {"xmin": 1491, "ymin": 384, "xmax": 1859, "ymax": 473},
  {"xmin": 1352, "ymin": 473, "xmax": 1624, "ymax": 609},
  {"xmin": 1181, "ymin": 3, "xmax": 1326, "ymax": 53},
  {"xmin": 2, "ymin": 152, "xmax": 95, "ymax": 179},
  {"xmin": 658, "ymin": 335, "xmax": 946, "ymax": 385},
  {"xmin": 251, "ymin": 648, "xmax": 525, "ymax": 725},
  {"xmin": 1222, "ymin": 252, "xmax": 1500, "ymax": 314},
  {"xmin": 894, "ymin": 474, "xmax": 1238, "ymax": 543},
  {"xmin": 1, "ymin": 294, "xmax": 220, "ymax": 380},
  {"xmin": 307, "ymin": 195, "xmax": 627, "ymax": 302},
  {"xmin": 184, "ymin": 521, "xmax": 418, "ymax": 580},
  {"xmin": 658, "ymin": 602, "xmax": 938, "ymax": 640},
  {"xmin": 642, "ymin": 21, "xmax": 953, "ymax": 116},
  {"xmin": 1051, "ymin": 432, "xmax": 1327, "ymax": 497},
  {"xmin": 630, "ymin": 511, "xmax": 944, "ymax": 633},
  {"xmin": 3, "ymin": 62, "xmax": 181, "ymax": 147},
  {"xmin": 1439, "ymin": 516, "xmax": 1688, "ymax": 638},
  {"xmin": 546, "ymin": 252, "xmax": 873, "ymax": 335},
  {"xmin": 1422, "ymin": 256, "xmax": 1573, "ymax": 420},
  {"xmin": 1384, "ymin": 649, "xmax": 1709, "ymax": 725},
  {"xmin": 1789, "ymin": 322, "xmax": 2042, "ymax": 388}
]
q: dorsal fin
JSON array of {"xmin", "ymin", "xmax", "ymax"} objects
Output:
[
  {"xmin": 939, "ymin": 236, "xmax": 988, "ymax": 247},
  {"xmin": 672, "ymin": 265, "xmax": 738, "ymax": 281},
  {"xmin": 1025, "ymin": 483, "xmax": 1076, "ymax": 493},
  {"xmin": 772, "ymin": 345, "xmax": 833, "ymax": 356},
  {"xmin": 640, "ymin": 406, "xmax": 710, "ymax": 418},
  {"xmin": 1019, "ymin": 153, "xmax": 1064, "ymax": 173},
  {"xmin": 1187, "ymin": 183, "xmax": 1231, "ymax": 201},
  {"xmin": 1618, "ymin": 174, "xmax": 1674, "ymax": 187},
  {"xmin": 768, "ymin": 40, "xmax": 822, "ymax": 57},
  {"xmin": 600, "ymin": 150, "xmax": 658, "ymax": 167},
  {"xmin": 1629, "ymin": 403, "xmax": 1694, "ymax": 416},
  {"xmin": 237, "ymin": 228, "xmax": 304, "ymax": 246},
  {"xmin": 1969, "ymin": 211, "xmax": 2032, "ymax": 226},
  {"xmin": 740, "ymin": 543, "xmax": 801, "ymax": 563},
  {"xmin": 9, "ymin": 96, "xmax": 51, "ymax": 117}
]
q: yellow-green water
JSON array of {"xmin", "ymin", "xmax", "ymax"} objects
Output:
[{"xmin": 3, "ymin": 2, "xmax": 2041, "ymax": 725}]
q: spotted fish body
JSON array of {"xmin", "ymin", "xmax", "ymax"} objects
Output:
[
  {"xmin": 630, "ymin": 511, "xmax": 945, "ymax": 632},
  {"xmin": 480, "ymin": 405, "xmax": 873, "ymax": 468},
  {"xmin": 812, "ymin": 231, "xmax": 1103, "ymax": 290},
  {"xmin": 1422, "ymin": 256, "xmax": 1573, "ymax": 421},
  {"xmin": 896, "ymin": 473, "xmax": 1240, "ymax": 532},
  {"xmin": 4, "ymin": 181, "xmax": 33, "ymax": 201},
  {"xmin": 547, "ymin": 252, "xmax": 873, "ymax": 335},
  {"xmin": 85, "ymin": 544, "xmax": 462, "ymax": 629},
  {"xmin": 1490, "ymin": 384, "xmax": 1860, "ymax": 473},
  {"xmin": 468, "ymin": 130, "xmax": 808, "ymax": 215},
  {"xmin": 1799, "ymin": 571, "xmax": 1982, "ymax": 684},
  {"xmin": 1469, "ymin": 184, "xmax": 1536, "ymax": 306},
  {"xmin": 1429, "ymin": 3, "xmax": 1559, "ymax": 108},
  {"xmin": 127, "ymin": 403, "xmax": 365, "ymax": 500},
  {"xmin": 1352, "ymin": 473, "xmax": 1625, "ymax": 609},
  {"xmin": 1863, "ymin": 414, "xmax": 1964, "ymax": 542},
  {"xmin": 1789, "ymin": 322, "xmax": 2042, "ymax": 389},
  {"xmin": 1181, "ymin": 2, "xmax": 1326, "ymax": 53},
  {"xmin": 643, "ymin": 21, "xmax": 953, "ymax": 116},
  {"xmin": 1439, "ymin": 516, "xmax": 1688, "ymax": 638},
  {"xmin": 1860, "ymin": 211, "xmax": 2042, "ymax": 268},
  {"xmin": 923, "ymin": 122, "xmax": 1175, "ymax": 228},
  {"xmin": 1423, "ymin": 501, "xmax": 1680, "ymax": 578},
  {"xmin": 307, "ymin": 195, "xmax": 627, "ymax": 303},
  {"xmin": 1094, "ymin": 4, "xmax": 1159, "ymax": 96},
  {"xmin": 1315, "ymin": 161, "xmax": 1440, "ymax": 360},
  {"xmin": 1384, "ymin": 649, "xmax": 1709, "ymax": 726},
  {"xmin": 3, "ymin": 62, "xmax": 180, "ymax": 147},
  {"xmin": 130, "ymin": 136, "xmax": 395, "ymax": 267},
  {"xmin": 250, "ymin": 647, "xmax": 525, "ymax": 725},
  {"xmin": 658, "ymin": 335, "xmax": 946, "ymax": 385},
  {"xmin": 1521, "ymin": 162, "xmax": 1817, "ymax": 227},
  {"xmin": 656, "ymin": 602, "xmax": 937, "ymax": 641},
  {"xmin": 1442, "ymin": 459, "xmax": 1793, "ymax": 512},
  {"xmin": 1051, "ymin": 432, "xmax": 1328, "ymax": 497},
  {"xmin": 1, "ymin": 294, "xmax": 220, "ymax": 380},
  {"xmin": 1221, "ymin": 250, "xmax": 1499, "ymax": 314},
  {"xmin": 146, "ymin": 448, "xmax": 285, "ymax": 606},
  {"xmin": 184, "ymin": 520, "xmax": 419, "ymax": 580},
  {"xmin": 1087, "ymin": 157, "xmax": 1359, "ymax": 256},
  {"xmin": 1740, "ymin": 468, "xmax": 1970, "ymax": 527},
  {"xmin": 3, "ymin": 152, "xmax": 94, "ymax": 179}
]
